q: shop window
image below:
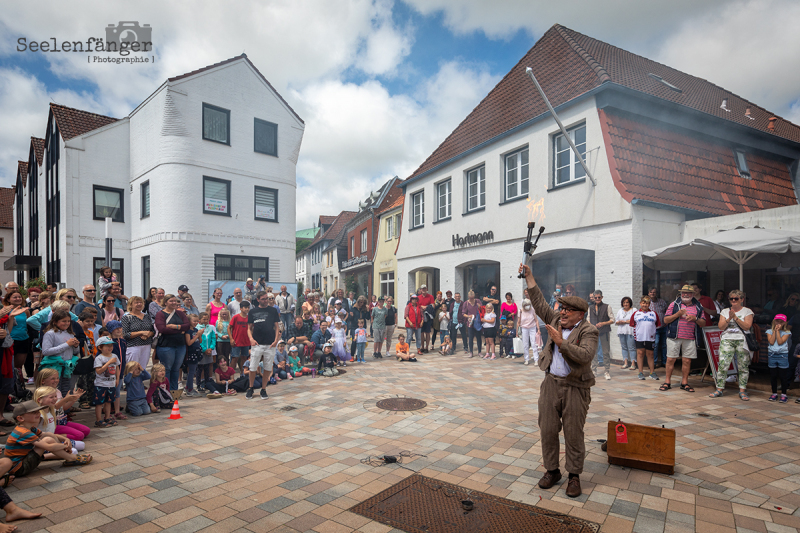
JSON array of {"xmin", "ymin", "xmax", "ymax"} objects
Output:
[
  {"xmin": 93, "ymin": 185, "xmax": 124, "ymax": 222},
  {"xmin": 554, "ymin": 124, "xmax": 586, "ymax": 186},
  {"xmin": 463, "ymin": 262, "xmax": 499, "ymax": 302},
  {"xmin": 203, "ymin": 103, "xmax": 230, "ymax": 145},
  {"xmin": 203, "ymin": 176, "xmax": 230, "ymax": 216},
  {"xmin": 466, "ymin": 166, "xmax": 485, "ymax": 212},
  {"xmin": 411, "ymin": 190, "xmax": 424, "ymax": 228},
  {"xmin": 505, "ymin": 148, "xmax": 529, "ymax": 200},
  {"xmin": 436, "ymin": 179, "xmax": 451, "ymax": 220}
]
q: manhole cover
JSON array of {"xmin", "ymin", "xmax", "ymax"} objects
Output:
[
  {"xmin": 376, "ymin": 398, "xmax": 427, "ymax": 411},
  {"xmin": 280, "ymin": 406, "xmax": 297, "ymax": 411},
  {"xmin": 351, "ymin": 474, "xmax": 599, "ymax": 532}
]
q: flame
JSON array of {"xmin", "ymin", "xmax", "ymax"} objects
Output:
[{"xmin": 527, "ymin": 197, "xmax": 545, "ymax": 225}]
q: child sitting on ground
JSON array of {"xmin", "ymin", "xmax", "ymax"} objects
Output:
[
  {"xmin": 287, "ymin": 346, "xmax": 303, "ymax": 377},
  {"xmin": 146, "ymin": 363, "xmax": 174, "ymax": 413},
  {"xmin": 439, "ymin": 335, "xmax": 453, "ymax": 356},
  {"xmin": 34, "ymin": 386, "xmax": 86, "ymax": 455},
  {"xmin": 395, "ymin": 334, "xmax": 416, "ymax": 361},
  {"xmin": 34, "ymin": 369, "xmax": 89, "ymax": 441},
  {"xmin": 123, "ymin": 361, "xmax": 151, "ymax": 416},
  {"xmin": 0, "ymin": 401, "xmax": 91, "ymax": 486},
  {"xmin": 93, "ymin": 336, "xmax": 119, "ymax": 428},
  {"xmin": 317, "ymin": 343, "xmax": 339, "ymax": 376},
  {"xmin": 205, "ymin": 357, "xmax": 237, "ymax": 398},
  {"xmin": 767, "ymin": 314, "xmax": 792, "ymax": 403}
]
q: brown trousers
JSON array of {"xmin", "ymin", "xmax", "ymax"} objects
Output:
[{"xmin": 538, "ymin": 373, "xmax": 592, "ymax": 475}]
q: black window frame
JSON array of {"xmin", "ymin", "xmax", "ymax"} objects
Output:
[
  {"xmin": 254, "ymin": 118, "xmax": 278, "ymax": 157},
  {"xmin": 93, "ymin": 185, "xmax": 125, "ymax": 222},
  {"xmin": 254, "ymin": 185, "xmax": 279, "ymax": 223},
  {"xmin": 203, "ymin": 176, "xmax": 231, "ymax": 217},
  {"xmin": 214, "ymin": 254, "xmax": 269, "ymax": 282},
  {"xmin": 93, "ymin": 257, "xmax": 124, "ymax": 294},
  {"xmin": 202, "ymin": 102, "xmax": 231, "ymax": 146},
  {"xmin": 141, "ymin": 180, "xmax": 150, "ymax": 218},
  {"xmin": 141, "ymin": 255, "xmax": 150, "ymax": 298}
]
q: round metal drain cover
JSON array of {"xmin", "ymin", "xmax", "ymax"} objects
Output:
[{"xmin": 376, "ymin": 398, "xmax": 427, "ymax": 411}]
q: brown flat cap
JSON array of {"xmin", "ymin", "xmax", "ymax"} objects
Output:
[{"xmin": 557, "ymin": 295, "xmax": 589, "ymax": 313}]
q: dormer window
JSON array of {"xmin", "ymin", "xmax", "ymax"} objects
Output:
[{"xmin": 734, "ymin": 149, "xmax": 750, "ymax": 179}]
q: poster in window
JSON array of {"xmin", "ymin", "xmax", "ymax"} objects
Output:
[
  {"xmin": 205, "ymin": 197, "xmax": 228, "ymax": 214},
  {"xmin": 256, "ymin": 205, "xmax": 276, "ymax": 220}
]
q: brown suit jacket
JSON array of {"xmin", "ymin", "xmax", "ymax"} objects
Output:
[{"xmin": 527, "ymin": 285, "xmax": 599, "ymax": 389}]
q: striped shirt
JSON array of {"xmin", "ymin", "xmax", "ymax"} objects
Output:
[
  {"xmin": 3, "ymin": 426, "xmax": 42, "ymax": 473},
  {"xmin": 666, "ymin": 302, "xmax": 700, "ymax": 340}
]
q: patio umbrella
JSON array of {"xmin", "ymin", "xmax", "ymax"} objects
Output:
[{"xmin": 642, "ymin": 227, "xmax": 800, "ymax": 290}]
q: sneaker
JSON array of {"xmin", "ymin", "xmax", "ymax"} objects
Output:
[
  {"xmin": 779, "ymin": 394, "xmax": 788, "ymax": 403},
  {"xmin": 768, "ymin": 393, "xmax": 778, "ymax": 401},
  {"xmin": 638, "ymin": 372, "xmax": 645, "ymax": 380},
  {"xmin": 604, "ymin": 372, "xmax": 611, "ymax": 380},
  {"xmin": 207, "ymin": 393, "xmax": 223, "ymax": 399},
  {"xmin": 26, "ymin": 377, "xmax": 34, "ymax": 385},
  {"xmin": 185, "ymin": 390, "xmax": 199, "ymax": 397},
  {"xmin": 524, "ymin": 360, "xmax": 529, "ymax": 365},
  {"xmin": 260, "ymin": 389, "xmax": 268, "ymax": 400},
  {"xmin": 649, "ymin": 373, "xmax": 659, "ymax": 380},
  {"xmin": 245, "ymin": 388, "xmax": 254, "ymax": 400}
]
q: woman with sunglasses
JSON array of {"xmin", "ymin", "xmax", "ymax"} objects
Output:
[
  {"xmin": 711, "ymin": 290, "xmax": 754, "ymax": 400},
  {"xmin": 100, "ymin": 294, "xmax": 123, "ymax": 327}
]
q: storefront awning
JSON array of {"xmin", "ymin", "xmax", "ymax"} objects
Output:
[
  {"xmin": 3, "ymin": 255, "xmax": 42, "ymax": 271},
  {"xmin": 642, "ymin": 228, "xmax": 800, "ymax": 290}
]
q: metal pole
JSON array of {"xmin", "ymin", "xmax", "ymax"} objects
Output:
[
  {"xmin": 525, "ymin": 67, "xmax": 596, "ymax": 186},
  {"xmin": 105, "ymin": 217, "xmax": 113, "ymax": 270}
]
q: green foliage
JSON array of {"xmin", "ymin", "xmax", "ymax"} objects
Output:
[
  {"xmin": 345, "ymin": 275, "xmax": 359, "ymax": 297},
  {"xmin": 296, "ymin": 239, "xmax": 312, "ymax": 254},
  {"xmin": 19, "ymin": 275, "xmax": 46, "ymax": 300}
]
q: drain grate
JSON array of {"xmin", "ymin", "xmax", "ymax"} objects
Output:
[
  {"xmin": 376, "ymin": 397, "xmax": 427, "ymax": 412},
  {"xmin": 279, "ymin": 406, "xmax": 297, "ymax": 412},
  {"xmin": 351, "ymin": 473, "xmax": 599, "ymax": 532}
]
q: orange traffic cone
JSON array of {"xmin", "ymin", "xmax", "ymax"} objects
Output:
[{"xmin": 169, "ymin": 400, "xmax": 182, "ymax": 420}]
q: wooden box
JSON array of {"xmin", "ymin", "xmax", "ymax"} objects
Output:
[{"xmin": 606, "ymin": 420, "xmax": 675, "ymax": 475}]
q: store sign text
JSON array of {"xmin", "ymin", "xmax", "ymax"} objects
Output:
[{"xmin": 452, "ymin": 232, "xmax": 494, "ymax": 248}]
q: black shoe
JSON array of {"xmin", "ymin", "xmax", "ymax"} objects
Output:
[
  {"xmin": 260, "ymin": 389, "xmax": 268, "ymax": 400},
  {"xmin": 376, "ymin": 353, "xmax": 382, "ymax": 358},
  {"xmin": 245, "ymin": 388, "xmax": 254, "ymax": 400}
]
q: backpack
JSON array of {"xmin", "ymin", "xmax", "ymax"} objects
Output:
[{"xmin": 11, "ymin": 368, "xmax": 32, "ymax": 403}]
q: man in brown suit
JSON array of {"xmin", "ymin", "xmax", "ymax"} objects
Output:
[{"xmin": 519, "ymin": 264, "xmax": 598, "ymax": 498}]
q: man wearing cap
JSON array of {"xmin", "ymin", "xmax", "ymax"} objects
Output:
[
  {"xmin": 405, "ymin": 294, "xmax": 423, "ymax": 354},
  {"xmin": 417, "ymin": 285, "xmax": 434, "ymax": 352},
  {"xmin": 275, "ymin": 286, "xmax": 295, "ymax": 341},
  {"xmin": 177, "ymin": 285, "xmax": 189, "ymax": 300},
  {"xmin": 243, "ymin": 279, "xmax": 258, "ymax": 305},
  {"xmin": 519, "ymin": 263, "xmax": 598, "ymax": 498},
  {"xmin": 661, "ymin": 285, "xmax": 706, "ymax": 393}
]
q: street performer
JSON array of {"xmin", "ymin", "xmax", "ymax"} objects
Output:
[{"xmin": 519, "ymin": 263, "xmax": 598, "ymax": 498}]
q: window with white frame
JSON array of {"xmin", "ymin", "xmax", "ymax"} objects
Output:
[
  {"xmin": 411, "ymin": 190, "xmax": 424, "ymax": 228},
  {"xmin": 385, "ymin": 215, "xmax": 393, "ymax": 240},
  {"xmin": 466, "ymin": 166, "xmax": 485, "ymax": 212},
  {"xmin": 360, "ymin": 229, "xmax": 368, "ymax": 253},
  {"xmin": 505, "ymin": 148, "xmax": 529, "ymax": 200},
  {"xmin": 380, "ymin": 272, "xmax": 395, "ymax": 298},
  {"xmin": 351, "ymin": 236, "xmax": 355, "ymax": 256},
  {"xmin": 554, "ymin": 124, "xmax": 587, "ymax": 186},
  {"xmin": 202, "ymin": 103, "xmax": 230, "ymax": 145},
  {"xmin": 436, "ymin": 179, "xmax": 451, "ymax": 220}
]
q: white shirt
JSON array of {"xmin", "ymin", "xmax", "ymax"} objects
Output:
[
  {"xmin": 615, "ymin": 308, "xmax": 635, "ymax": 336},
  {"xmin": 720, "ymin": 307, "xmax": 753, "ymax": 340},
  {"xmin": 550, "ymin": 321, "xmax": 580, "ymax": 377}
]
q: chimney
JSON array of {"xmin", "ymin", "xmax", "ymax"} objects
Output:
[
  {"xmin": 745, "ymin": 107, "xmax": 755, "ymax": 120},
  {"xmin": 768, "ymin": 117, "xmax": 777, "ymax": 131},
  {"xmin": 720, "ymin": 98, "xmax": 730, "ymax": 112}
]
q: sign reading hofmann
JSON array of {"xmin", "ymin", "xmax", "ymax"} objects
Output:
[{"xmin": 452, "ymin": 232, "xmax": 494, "ymax": 248}]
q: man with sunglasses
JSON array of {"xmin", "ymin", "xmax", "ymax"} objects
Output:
[
  {"xmin": 109, "ymin": 282, "xmax": 128, "ymax": 310},
  {"xmin": 519, "ymin": 263, "xmax": 598, "ymax": 499},
  {"xmin": 246, "ymin": 291, "xmax": 280, "ymax": 400},
  {"xmin": 73, "ymin": 285, "xmax": 102, "ymax": 326}
]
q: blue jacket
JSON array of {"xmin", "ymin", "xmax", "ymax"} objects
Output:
[
  {"xmin": 123, "ymin": 369, "xmax": 151, "ymax": 402},
  {"xmin": 311, "ymin": 329, "xmax": 332, "ymax": 347},
  {"xmin": 665, "ymin": 297, "xmax": 704, "ymax": 339}
]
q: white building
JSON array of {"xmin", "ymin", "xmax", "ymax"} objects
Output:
[
  {"xmin": 11, "ymin": 55, "xmax": 304, "ymax": 302},
  {"xmin": 0, "ymin": 186, "xmax": 15, "ymax": 287},
  {"xmin": 396, "ymin": 24, "xmax": 800, "ymax": 358}
]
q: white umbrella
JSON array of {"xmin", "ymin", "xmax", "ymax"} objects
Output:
[{"xmin": 642, "ymin": 227, "xmax": 800, "ymax": 290}]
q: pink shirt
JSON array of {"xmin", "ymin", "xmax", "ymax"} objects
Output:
[
  {"xmin": 666, "ymin": 301, "xmax": 700, "ymax": 339},
  {"xmin": 519, "ymin": 307, "xmax": 538, "ymax": 329},
  {"xmin": 208, "ymin": 301, "xmax": 224, "ymax": 326},
  {"xmin": 501, "ymin": 302, "xmax": 518, "ymax": 319}
]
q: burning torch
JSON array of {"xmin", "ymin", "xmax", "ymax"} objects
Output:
[{"xmin": 518, "ymin": 222, "xmax": 545, "ymax": 279}]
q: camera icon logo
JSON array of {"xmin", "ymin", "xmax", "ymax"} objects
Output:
[{"xmin": 106, "ymin": 21, "xmax": 152, "ymax": 49}]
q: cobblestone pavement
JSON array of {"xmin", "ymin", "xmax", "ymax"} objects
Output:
[{"xmin": 5, "ymin": 349, "xmax": 800, "ymax": 533}]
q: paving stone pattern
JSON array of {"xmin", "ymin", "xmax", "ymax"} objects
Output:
[{"xmin": 4, "ymin": 351, "xmax": 800, "ymax": 533}]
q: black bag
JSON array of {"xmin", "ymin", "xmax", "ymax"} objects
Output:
[
  {"xmin": 74, "ymin": 356, "xmax": 94, "ymax": 375},
  {"xmin": 744, "ymin": 331, "xmax": 758, "ymax": 352},
  {"xmin": 12, "ymin": 369, "xmax": 32, "ymax": 403}
]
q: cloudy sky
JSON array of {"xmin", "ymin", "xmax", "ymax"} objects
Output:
[{"xmin": 1, "ymin": 0, "xmax": 799, "ymax": 229}]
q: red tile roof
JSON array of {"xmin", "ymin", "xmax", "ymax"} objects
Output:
[
  {"xmin": 599, "ymin": 108, "xmax": 796, "ymax": 215},
  {"xmin": 50, "ymin": 103, "xmax": 118, "ymax": 141},
  {"xmin": 319, "ymin": 215, "xmax": 337, "ymax": 226},
  {"xmin": 31, "ymin": 137, "xmax": 44, "ymax": 166},
  {"xmin": 408, "ymin": 24, "xmax": 800, "ymax": 181},
  {"xmin": 377, "ymin": 191, "xmax": 404, "ymax": 215},
  {"xmin": 311, "ymin": 211, "xmax": 356, "ymax": 246},
  {"xmin": 17, "ymin": 161, "xmax": 28, "ymax": 187},
  {"xmin": 0, "ymin": 187, "xmax": 15, "ymax": 229},
  {"xmin": 169, "ymin": 54, "xmax": 303, "ymax": 125}
]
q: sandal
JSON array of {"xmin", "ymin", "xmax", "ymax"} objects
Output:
[
  {"xmin": 2, "ymin": 473, "xmax": 13, "ymax": 488},
  {"xmin": 680, "ymin": 383, "xmax": 695, "ymax": 393},
  {"xmin": 709, "ymin": 390, "xmax": 723, "ymax": 398},
  {"xmin": 79, "ymin": 402, "xmax": 91, "ymax": 410},
  {"xmin": 62, "ymin": 454, "xmax": 92, "ymax": 467},
  {"xmin": 94, "ymin": 420, "xmax": 109, "ymax": 428},
  {"xmin": 114, "ymin": 412, "xmax": 128, "ymax": 420},
  {"xmin": 0, "ymin": 419, "xmax": 15, "ymax": 428},
  {"xmin": 105, "ymin": 418, "xmax": 118, "ymax": 426},
  {"xmin": 659, "ymin": 383, "xmax": 671, "ymax": 391},
  {"xmin": 739, "ymin": 391, "xmax": 749, "ymax": 401}
]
